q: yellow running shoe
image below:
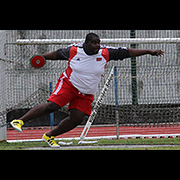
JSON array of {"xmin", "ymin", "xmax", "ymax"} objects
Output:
[
  {"xmin": 10, "ymin": 119, "xmax": 24, "ymax": 132},
  {"xmin": 42, "ymin": 133, "xmax": 60, "ymax": 148}
]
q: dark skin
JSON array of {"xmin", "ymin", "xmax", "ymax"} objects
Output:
[
  {"xmin": 19, "ymin": 36, "xmax": 164, "ymax": 137},
  {"xmin": 82, "ymin": 36, "xmax": 164, "ymax": 57},
  {"xmin": 43, "ymin": 37, "xmax": 164, "ymax": 59},
  {"xmin": 83, "ymin": 36, "xmax": 101, "ymax": 55}
]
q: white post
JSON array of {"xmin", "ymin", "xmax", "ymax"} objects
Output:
[{"xmin": 0, "ymin": 30, "xmax": 7, "ymax": 142}]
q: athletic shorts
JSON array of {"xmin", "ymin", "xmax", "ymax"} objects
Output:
[{"xmin": 47, "ymin": 73, "xmax": 94, "ymax": 116}]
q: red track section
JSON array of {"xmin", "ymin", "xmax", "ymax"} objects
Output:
[{"xmin": 7, "ymin": 125, "xmax": 180, "ymax": 141}]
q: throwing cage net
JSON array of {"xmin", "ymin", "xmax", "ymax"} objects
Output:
[{"xmin": 1, "ymin": 30, "xmax": 180, "ymax": 141}]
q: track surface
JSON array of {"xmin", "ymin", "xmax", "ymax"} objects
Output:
[{"xmin": 7, "ymin": 125, "xmax": 180, "ymax": 141}]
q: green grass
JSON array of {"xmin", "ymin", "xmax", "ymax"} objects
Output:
[{"xmin": 1, "ymin": 137, "xmax": 180, "ymax": 150}]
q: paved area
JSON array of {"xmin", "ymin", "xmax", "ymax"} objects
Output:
[{"xmin": 23, "ymin": 144, "xmax": 180, "ymax": 150}]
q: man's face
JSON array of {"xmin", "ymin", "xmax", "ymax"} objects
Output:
[{"xmin": 84, "ymin": 36, "xmax": 101, "ymax": 55}]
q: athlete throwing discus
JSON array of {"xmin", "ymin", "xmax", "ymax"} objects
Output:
[{"xmin": 10, "ymin": 33, "xmax": 164, "ymax": 147}]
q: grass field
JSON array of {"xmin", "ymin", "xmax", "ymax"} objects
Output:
[{"xmin": 1, "ymin": 137, "xmax": 180, "ymax": 150}]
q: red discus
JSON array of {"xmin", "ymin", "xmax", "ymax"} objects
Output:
[{"xmin": 30, "ymin": 55, "xmax": 46, "ymax": 69}]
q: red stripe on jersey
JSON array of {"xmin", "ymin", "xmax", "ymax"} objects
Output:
[
  {"xmin": 102, "ymin": 48, "xmax": 109, "ymax": 63},
  {"xmin": 65, "ymin": 66, "xmax": 73, "ymax": 78},
  {"xmin": 66, "ymin": 46, "xmax": 78, "ymax": 78},
  {"xmin": 69, "ymin": 46, "xmax": 78, "ymax": 60},
  {"xmin": 102, "ymin": 48, "xmax": 109, "ymax": 70}
]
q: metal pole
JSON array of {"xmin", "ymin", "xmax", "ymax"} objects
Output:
[
  {"xmin": 130, "ymin": 30, "xmax": 138, "ymax": 105},
  {"xmin": 114, "ymin": 66, "xmax": 119, "ymax": 139},
  {"xmin": 49, "ymin": 82, "xmax": 54, "ymax": 129}
]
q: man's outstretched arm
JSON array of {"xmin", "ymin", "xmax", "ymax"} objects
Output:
[
  {"xmin": 43, "ymin": 51, "xmax": 57, "ymax": 60},
  {"xmin": 43, "ymin": 47, "xmax": 71, "ymax": 60},
  {"xmin": 128, "ymin": 48, "xmax": 164, "ymax": 57}
]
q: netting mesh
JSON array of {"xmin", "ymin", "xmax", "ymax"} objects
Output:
[{"xmin": 0, "ymin": 30, "xmax": 180, "ymax": 128}]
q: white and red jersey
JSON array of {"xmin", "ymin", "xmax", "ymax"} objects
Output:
[{"xmin": 56, "ymin": 42, "xmax": 130, "ymax": 95}]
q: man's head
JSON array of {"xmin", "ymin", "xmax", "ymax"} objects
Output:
[{"xmin": 83, "ymin": 33, "xmax": 100, "ymax": 55}]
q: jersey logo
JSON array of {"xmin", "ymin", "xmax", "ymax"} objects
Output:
[{"xmin": 96, "ymin": 58, "xmax": 102, "ymax": 61}]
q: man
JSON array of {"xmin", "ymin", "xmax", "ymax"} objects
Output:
[{"xmin": 10, "ymin": 33, "xmax": 164, "ymax": 147}]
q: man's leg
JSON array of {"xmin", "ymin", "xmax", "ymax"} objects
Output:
[
  {"xmin": 46, "ymin": 108, "xmax": 86, "ymax": 137},
  {"xmin": 10, "ymin": 101, "xmax": 61, "ymax": 132},
  {"xmin": 19, "ymin": 101, "xmax": 61, "ymax": 122}
]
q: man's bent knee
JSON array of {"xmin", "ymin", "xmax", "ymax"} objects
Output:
[
  {"xmin": 69, "ymin": 109, "xmax": 86, "ymax": 126},
  {"xmin": 44, "ymin": 102, "xmax": 61, "ymax": 113}
]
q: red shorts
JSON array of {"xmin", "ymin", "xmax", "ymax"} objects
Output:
[{"xmin": 48, "ymin": 74, "xmax": 94, "ymax": 116}]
